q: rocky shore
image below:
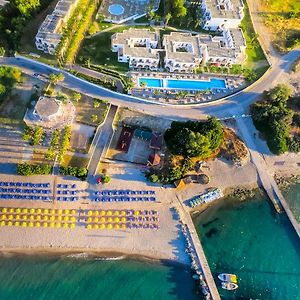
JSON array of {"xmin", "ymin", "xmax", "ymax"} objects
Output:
[{"xmin": 275, "ymin": 173, "xmax": 300, "ymax": 190}]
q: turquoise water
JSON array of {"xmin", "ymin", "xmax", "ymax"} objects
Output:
[
  {"xmin": 283, "ymin": 182, "xmax": 300, "ymax": 222},
  {"xmin": 194, "ymin": 193, "xmax": 300, "ymax": 300},
  {"xmin": 0, "ymin": 256, "xmax": 199, "ymax": 300},
  {"xmin": 138, "ymin": 78, "xmax": 226, "ymax": 90}
]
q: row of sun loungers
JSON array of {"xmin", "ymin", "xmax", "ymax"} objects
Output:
[
  {"xmin": 57, "ymin": 184, "xmax": 76, "ymax": 189},
  {"xmin": 93, "ymin": 196, "xmax": 156, "ymax": 202},
  {"xmin": 57, "ymin": 196, "xmax": 78, "ymax": 202},
  {"xmin": 0, "ymin": 194, "xmax": 50, "ymax": 201},
  {"xmin": 0, "ymin": 188, "xmax": 51, "ymax": 194},
  {"xmin": 0, "ymin": 181, "xmax": 50, "ymax": 188},
  {"xmin": 94, "ymin": 190, "xmax": 155, "ymax": 196}
]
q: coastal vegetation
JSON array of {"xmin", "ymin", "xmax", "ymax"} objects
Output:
[
  {"xmin": 59, "ymin": 165, "xmax": 88, "ymax": 180},
  {"xmin": 251, "ymin": 84, "xmax": 300, "ymax": 154},
  {"xmin": 0, "ymin": 66, "xmax": 22, "ymax": 103},
  {"xmin": 17, "ymin": 162, "xmax": 53, "ymax": 175}
]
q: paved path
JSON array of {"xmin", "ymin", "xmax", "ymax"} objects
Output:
[{"xmin": 87, "ymin": 104, "xmax": 118, "ymax": 177}]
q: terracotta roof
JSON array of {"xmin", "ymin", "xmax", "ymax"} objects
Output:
[{"xmin": 148, "ymin": 153, "xmax": 161, "ymax": 166}]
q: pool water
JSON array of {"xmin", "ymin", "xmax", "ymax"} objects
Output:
[
  {"xmin": 108, "ymin": 4, "xmax": 124, "ymax": 16},
  {"xmin": 139, "ymin": 77, "xmax": 226, "ymax": 91}
]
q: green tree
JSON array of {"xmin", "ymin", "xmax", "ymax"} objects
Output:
[
  {"xmin": 72, "ymin": 92, "xmax": 81, "ymax": 102},
  {"xmin": 12, "ymin": 0, "xmax": 40, "ymax": 16},
  {"xmin": 0, "ymin": 47, "xmax": 5, "ymax": 57},
  {"xmin": 49, "ymin": 73, "xmax": 65, "ymax": 85},
  {"xmin": 103, "ymin": 175, "xmax": 111, "ymax": 184},
  {"xmin": 93, "ymin": 99, "xmax": 100, "ymax": 108},
  {"xmin": 91, "ymin": 114, "xmax": 98, "ymax": 123},
  {"xmin": 149, "ymin": 174, "xmax": 159, "ymax": 183},
  {"xmin": 268, "ymin": 84, "xmax": 292, "ymax": 103},
  {"xmin": 165, "ymin": 12, "xmax": 172, "ymax": 26}
]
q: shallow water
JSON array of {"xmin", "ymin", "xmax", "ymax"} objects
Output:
[
  {"xmin": 282, "ymin": 182, "xmax": 300, "ymax": 222},
  {"xmin": 0, "ymin": 256, "xmax": 199, "ymax": 300},
  {"xmin": 194, "ymin": 192, "xmax": 300, "ymax": 300}
]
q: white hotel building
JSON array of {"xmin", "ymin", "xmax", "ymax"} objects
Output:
[
  {"xmin": 111, "ymin": 28, "xmax": 160, "ymax": 71},
  {"xmin": 35, "ymin": 0, "xmax": 78, "ymax": 55},
  {"xmin": 201, "ymin": 0, "xmax": 244, "ymax": 31}
]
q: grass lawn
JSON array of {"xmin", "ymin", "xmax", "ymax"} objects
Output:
[
  {"xmin": 61, "ymin": 154, "xmax": 89, "ymax": 168},
  {"xmin": 240, "ymin": 2, "xmax": 268, "ymax": 69},
  {"xmin": 77, "ymin": 25, "xmax": 152, "ymax": 73},
  {"xmin": 258, "ymin": 0, "xmax": 300, "ymax": 51}
]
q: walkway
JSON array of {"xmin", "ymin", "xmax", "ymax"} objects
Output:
[
  {"xmin": 87, "ymin": 104, "xmax": 118, "ymax": 177},
  {"xmin": 236, "ymin": 117, "xmax": 300, "ymax": 238}
]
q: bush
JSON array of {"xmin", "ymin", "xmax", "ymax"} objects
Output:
[
  {"xmin": 103, "ymin": 175, "xmax": 111, "ymax": 183},
  {"xmin": 59, "ymin": 166, "xmax": 88, "ymax": 180},
  {"xmin": 17, "ymin": 163, "xmax": 53, "ymax": 175}
]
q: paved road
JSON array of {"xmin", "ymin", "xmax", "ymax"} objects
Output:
[
  {"xmin": 1, "ymin": 48, "xmax": 299, "ymax": 121},
  {"xmin": 87, "ymin": 104, "xmax": 118, "ymax": 178}
]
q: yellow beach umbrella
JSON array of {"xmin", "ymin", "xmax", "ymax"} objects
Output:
[
  {"xmin": 107, "ymin": 217, "xmax": 113, "ymax": 223},
  {"xmin": 64, "ymin": 209, "xmax": 70, "ymax": 215},
  {"xmin": 43, "ymin": 209, "xmax": 49, "ymax": 214},
  {"xmin": 114, "ymin": 217, "xmax": 120, "ymax": 223},
  {"xmin": 120, "ymin": 211, "xmax": 126, "ymax": 216},
  {"xmin": 57, "ymin": 216, "xmax": 62, "ymax": 221},
  {"xmin": 70, "ymin": 223, "xmax": 76, "ymax": 229},
  {"xmin": 71, "ymin": 209, "xmax": 76, "ymax": 215},
  {"xmin": 87, "ymin": 224, "xmax": 92, "ymax": 229},
  {"xmin": 134, "ymin": 210, "xmax": 140, "ymax": 216},
  {"xmin": 107, "ymin": 211, "xmax": 112, "ymax": 216},
  {"xmin": 64, "ymin": 216, "xmax": 69, "ymax": 222},
  {"xmin": 87, "ymin": 217, "xmax": 93, "ymax": 223},
  {"xmin": 107, "ymin": 223, "xmax": 113, "ymax": 229},
  {"xmin": 1, "ymin": 215, "xmax": 6, "ymax": 220},
  {"xmin": 50, "ymin": 222, "xmax": 55, "ymax": 228},
  {"xmin": 43, "ymin": 215, "xmax": 49, "ymax": 221},
  {"xmin": 23, "ymin": 215, "xmax": 27, "ymax": 220},
  {"xmin": 36, "ymin": 215, "xmax": 41, "ymax": 221},
  {"xmin": 70, "ymin": 216, "xmax": 76, "ymax": 222},
  {"xmin": 100, "ymin": 224, "xmax": 106, "ymax": 229},
  {"xmin": 51, "ymin": 209, "xmax": 56, "ymax": 215},
  {"xmin": 50, "ymin": 215, "xmax": 55, "ymax": 221},
  {"xmin": 9, "ymin": 208, "xmax": 14, "ymax": 213},
  {"xmin": 63, "ymin": 223, "xmax": 69, "ymax": 228},
  {"xmin": 43, "ymin": 222, "xmax": 48, "ymax": 228},
  {"xmin": 101, "ymin": 211, "xmax": 106, "ymax": 216},
  {"xmin": 58, "ymin": 209, "xmax": 63, "ymax": 215},
  {"xmin": 37, "ymin": 208, "xmax": 42, "ymax": 214},
  {"xmin": 30, "ymin": 215, "xmax": 35, "ymax": 220},
  {"xmin": 7, "ymin": 221, "xmax": 13, "ymax": 227},
  {"xmin": 114, "ymin": 224, "xmax": 120, "ymax": 229},
  {"xmin": 16, "ymin": 208, "xmax": 21, "ymax": 214},
  {"xmin": 14, "ymin": 221, "xmax": 20, "ymax": 227},
  {"xmin": 29, "ymin": 222, "xmax": 34, "ymax": 227},
  {"xmin": 0, "ymin": 221, "xmax": 5, "ymax": 227},
  {"xmin": 15, "ymin": 215, "xmax": 20, "ymax": 220},
  {"xmin": 94, "ymin": 217, "xmax": 99, "ymax": 223},
  {"xmin": 56, "ymin": 223, "xmax": 61, "ymax": 228},
  {"xmin": 22, "ymin": 222, "xmax": 27, "ymax": 227},
  {"xmin": 35, "ymin": 222, "xmax": 41, "ymax": 227},
  {"xmin": 121, "ymin": 224, "xmax": 126, "ymax": 229},
  {"xmin": 30, "ymin": 208, "xmax": 35, "ymax": 214},
  {"xmin": 8, "ymin": 215, "xmax": 13, "ymax": 220},
  {"xmin": 114, "ymin": 211, "xmax": 119, "ymax": 216},
  {"xmin": 22, "ymin": 208, "xmax": 28, "ymax": 214},
  {"xmin": 100, "ymin": 217, "xmax": 106, "ymax": 223},
  {"xmin": 2, "ymin": 208, "xmax": 7, "ymax": 213},
  {"xmin": 87, "ymin": 210, "xmax": 93, "ymax": 216},
  {"xmin": 121, "ymin": 217, "xmax": 126, "ymax": 223},
  {"xmin": 94, "ymin": 211, "xmax": 99, "ymax": 216},
  {"xmin": 93, "ymin": 224, "xmax": 99, "ymax": 229}
]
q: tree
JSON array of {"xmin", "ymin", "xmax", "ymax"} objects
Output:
[
  {"xmin": 91, "ymin": 114, "xmax": 98, "ymax": 123},
  {"xmin": 0, "ymin": 47, "xmax": 5, "ymax": 57},
  {"xmin": 103, "ymin": 175, "xmax": 111, "ymax": 184},
  {"xmin": 72, "ymin": 92, "xmax": 81, "ymax": 102},
  {"xmin": 12, "ymin": 0, "xmax": 40, "ymax": 17},
  {"xmin": 165, "ymin": 12, "xmax": 172, "ymax": 27},
  {"xmin": 49, "ymin": 73, "xmax": 65, "ymax": 85},
  {"xmin": 268, "ymin": 84, "xmax": 292, "ymax": 103},
  {"xmin": 149, "ymin": 174, "xmax": 159, "ymax": 183},
  {"xmin": 93, "ymin": 99, "xmax": 100, "ymax": 108}
]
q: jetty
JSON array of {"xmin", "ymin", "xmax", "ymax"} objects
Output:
[
  {"xmin": 175, "ymin": 201, "xmax": 221, "ymax": 300},
  {"xmin": 236, "ymin": 118, "xmax": 300, "ymax": 238}
]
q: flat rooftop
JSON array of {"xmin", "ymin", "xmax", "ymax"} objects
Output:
[{"xmin": 204, "ymin": 0, "xmax": 244, "ymax": 20}]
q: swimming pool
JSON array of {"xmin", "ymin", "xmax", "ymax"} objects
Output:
[
  {"xmin": 108, "ymin": 4, "xmax": 124, "ymax": 16},
  {"xmin": 138, "ymin": 77, "xmax": 226, "ymax": 90}
]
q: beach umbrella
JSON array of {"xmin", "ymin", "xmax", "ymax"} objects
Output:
[
  {"xmin": 43, "ymin": 216, "xmax": 49, "ymax": 221},
  {"xmin": 14, "ymin": 221, "xmax": 20, "ymax": 227},
  {"xmin": 2, "ymin": 208, "xmax": 7, "ymax": 213},
  {"xmin": 50, "ymin": 216, "xmax": 55, "ymax": 221},
  {"xmin": 23, "ymin": 215, "xmax": 27, "ymax": 220},
  {"xmin": 64, "ymin": 216, "xmax": 69, "ymax": 222},
  {"xmin": 87, "ymin": 224, "xmax": 92, "ymax": 230},
  {"xmin": 63, "ymin": 223, "xmax": 69, "ymax": 228},
  {"xmin": 107, "ymin": 211, "xmax": 112, "ymax": 216},
  {"xmin": 36, "ymin": 215, "xmax": 41, "ymax": 220},
  {"xmin": 71, "ymin": 210, "xmax": 76, "ymax": 215},
  {"xmin": 134, "ymin": 210, "xmax": 140, "ymax": 216},
  {"xmin": 7, "ymin": 221, "xmax": 12, "ymax": 227},
  {"xmin": 30, "ymin": 215, "xmax": 35, "ymax": 220},
  {"xmin": 22, "ymin": 222, "xmax": 27, "ymax": 227},
  {"xmin": 107, "ymin": 217, "xmax": 113, "ymax": 223},
  {"xmin": 15, "ymin": 215, "xmax": 20, "ymax": 220},
  {"xmin": 94, "ymin": 217, "xmax": 99, "ymax": 223},
  {"xmin": 58, "ymin": 209, "xmax": 63, "ymax": 215},
  {"xmin": 35, "ymin": 222, "xmax": 41, "ymax": 227},
  {"xmin": 107, "ymin": 223, "xmax": 113, "ymax": 229},
  {"xmin": 43, "ymin": 209, "xmax": 49, "ymax": 214},
  {"xmin": 16, "ymin": 208, "xmax": 21, "ymax": 214},
  {"xmin": 1, "ymin": 215, "xmax": 6, "ymax": 220},
  {"xmin": 37, "ymin": 209, "xmax": 42, "ymax": 214},
  {"xmin": 56, "ymin": 223, "xmax": 61, "ymax": 228},
  {"xmin": 101, "ymin": 211, "xmax": 106, "ymax": 216},
  {"xmin": 121, "ymin": 217, "xmax": 126, "ymax": 223},
  {"xmin": 94, "ymin": 211, "xmax": 99, "ymax": 216},
  {"xmin": 9, "ymin": 208, "xmax": 14, "ymax": 213},
  {"xmin": 100, "ymin": 224, "xmax": 106, "ymax": 229},
  {"xmin": 29, "ymin": 222, "xmax": 34, "ymax": 227},
  {"xmin": 114, "ymin": 217, "xmax": 120, "ymax": 223},
  {"xmin": 93, "ymin": 224, "xmax": 99, "ymax": 229},
  {"xmin": 100, "ymin": 217, "xmax": 106, "ymax": 223},
  {"xmin": 88, "ymin": 210, "xmax": 93, "ymax": 216},
  {"xmin": 43, "ymin": 222, "xmax": 48, "ymax": 228},
  {"xmin": 114, "ymin": 224, "xmax": 120, "ymax": 229},
  {"xmin": 22, "ymin": 208, "xmax": 28, "ymax": 214},
  {"xmin": 120, "ymin": 211, "xmax": 126, "ymax": 216},
  {"xmin": 114, "ymin": 211, "xmax": 119, "ymax": 216},
  {"xmin": 70, "ymin": 216, "xmax": 76, "ymax": 222},
  {"xmin": 8, "ymin": 215, "xmax": 13, "ymax": 220},
  {"xmin": 70, "ymin": 223, "xmax": 76, "ymax": 229},
  {"xmin": 57, "ymin": 216, "xmax": 62, "ymax": 221},
  {"xmin": 30, "ymin": 208, "xmax": 35, "ymax": 214},
  {"xmin": 51, "ymin": 209, "xmax": 55, "ymax": 215},
  {"xmin": 87, "ymin": 217, "xmax": 92, "ymax": 223},
  {"xmin": 50, "ymin": 222, "xmax": 55, "ymax": 228},
  {"xmin": 121, "ymin": 224, "xmax": 126, "ymax": 229},
  {"xmin": 64, "ymin": 209, "xmax": 70, "ymax": 215},
  {"xmin": 0, "ymin": 221, "xmax": 5, "ymax": 227}
]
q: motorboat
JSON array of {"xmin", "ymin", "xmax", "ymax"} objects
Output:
[
  {"xmin": 221, "ymin": 282, "xmax": 238, "ymax": 290},
  {"xmin": 218, "ymin": 273, "xmax": 237, "ymax": 283}
]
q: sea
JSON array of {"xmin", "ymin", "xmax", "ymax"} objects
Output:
[{"xmin": 1, "ymin": 184, "xmax": 300, "ymax": 300}]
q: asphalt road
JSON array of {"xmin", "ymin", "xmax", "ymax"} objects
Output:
[{"xmin": 0, "ymin": 47, "xmax": 299, "ymax": 121}]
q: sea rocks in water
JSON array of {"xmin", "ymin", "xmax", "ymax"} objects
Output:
[
  {"xmin": 274, "ymin": 174, "xmax": 300, "ymax": 189},
  {"xmin": 230, "ymin": 187, "xmax": 256, "ymax": 201}
]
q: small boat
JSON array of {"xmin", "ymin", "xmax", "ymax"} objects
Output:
[
  {"xmin": 218, "ymin": 273, "xmax": 237, "ymax": 283},
  {"xmin": 221, "ymin": 282, "xmax": 238, "ymax": 291}
]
